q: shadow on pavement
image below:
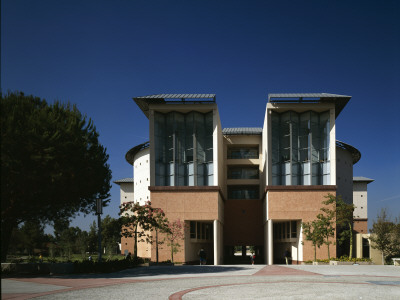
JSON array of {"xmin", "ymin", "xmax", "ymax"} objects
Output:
[{"xmin": 49, "ymin": 265, "xmax": 253, "ymax": 279}]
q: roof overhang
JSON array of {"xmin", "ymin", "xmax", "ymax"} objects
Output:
[
  {"xmin": 336, "ymin": 140, "xmax": 361, "ymax": 164},
  {"xmin": 125, "ymin": 141, "xmax": 149, "ymax": 165},
  {"xmin": 134, "ymin": 94, "xmax": 216, "ymax": 118},
  {"xmin": 268, "ymin": 93, "xmax": 351, "ymax": 118}
]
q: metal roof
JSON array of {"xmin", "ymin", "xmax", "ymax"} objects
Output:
[
  {"xmin": 222, "ymin": 127, "xmax": 263, "ymax": 135},
  {"xmin": 353, "ymin": 176, "xmax": 374, "ymax": 183},
  {"xmin": 268, "ymin": 93, "xmax": 351, "ymax": 118},
  {"xmin": 134, "ymin": 94, "xmax": 216, "ymax": 118},
  {"xmin": 135, "ymin": 94, "xmax": 216, "ymax": 100},
  {"xmin": 113, "ymin": 178, "xmax": 134, "ymax": 185},
  {"xmin": 125, "ymin": 141, "xmax": 150, "ymax": 165},
  {"xmin": 336, "ymin": 140, "xmax": 361, "ymax": 164}
]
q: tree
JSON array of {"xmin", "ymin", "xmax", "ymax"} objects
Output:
[
  {"xmin": 101, "ymin": 215, "xmax": 122, "ymax": 256},
  {"xmin": 87, "ymin": 221, "xmax": 99, "ymax": 253},
  {"xmin": 318, "ymin": 194, "xmax": 337, "ymax": 259},
  {"xmin": 165, "ymin": 219, "xmax": 186, "ymax": 263},
  {"xmin": 369, "ymin": 209, "xmax": 396, "ymax": 264},
  {"xmin": 8, "ymin": 221, "xmax": 47, "ymax": 256},
  {"xmin": 302, "ymin": 220, "xmax": 324, "ymax": 261},
  {"xmin": 120, "ymin": 201, "xmax": 155, "ymax": 259},
  {"xmin": 58, "ymin": 227, "xmax": 81, "ymax": 261},
  {"xmin": 334, "ymin": 195, "xmax": 355, "ymax": 259},
  {"xmin": 1, "ymin": 92, "xmax": 111, "ymax": 261},
  {"xmin": 149, "ymin": 208, "xmax": 169, "ymax": 263}
]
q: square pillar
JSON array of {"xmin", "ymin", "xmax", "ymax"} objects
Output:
[
  {"xmin": 268, "ymin": 219, "xmax": 273, "ymax": 265},
  {"xmin": 213, "ymin": 219, "xmax": 219, "ymax": 265}
]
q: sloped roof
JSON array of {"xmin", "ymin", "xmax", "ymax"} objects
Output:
[
  {"xmin": 222, "ymin": 127, "xmax": 263, "ymax": 135},
  {"xmin": 134, "ymin": 94, "xmax": 216, "ymax": 118},
  {"xmin": 353, "ymin": 176, "xmax": 374, "ymax": 183},
  {"xmin": 268, "ymin": 93, "xmax": 351, "ymax": 117},
  {"xmin": 336, "ymin": 140, "xmax": 361, "ymax": 164},
  {"xmin": 125, "ymin": 141, "xmax": 150, "ymax": 165},
  {"xmin": 113, "ymin": 178, "xmax": 134, "ymax": 185}
]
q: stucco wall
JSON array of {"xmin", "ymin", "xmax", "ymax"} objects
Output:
[
  {"xmin": 353, "ymin": 181, "xmax": 368, "ymax": 219},
  {"xmin": 134, "ymin": 148, "xmax": 150, "ymax": 205},
  {"xmin": 119, "ymin": 182, "xmax": 134, "ymax": 205},
  {"xmin": 336, "ymin": 146, "xmax": 353, "ymax": 204}
]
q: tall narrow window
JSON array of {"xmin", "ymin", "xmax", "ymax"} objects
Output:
[
  {"xmin": 154, "ymin": 111, "xmax": 214, "ymax": 186},
  {"xmin": 271, "ymin": 110, "xmax": 330, "ymax": 186}
]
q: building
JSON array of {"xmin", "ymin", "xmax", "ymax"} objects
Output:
[{"xmin": 117, "ymin": 93, "xmax": 371, "ymax": 264}]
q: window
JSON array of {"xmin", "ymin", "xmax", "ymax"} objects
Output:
[
  {"xmin": 271, "ymin": 111, "xmax": 330, "ymax": 186},
  {"xmin": 154, "ymin": 111, "xmax": 213, "ymax": 186},
  {"xmin": 227, "ymin": 147, "xmax": 258, "ymax": 159},
  {"xmin": 227, "ymin": 166, "xmax": 259, "ymax": 179},
  {"xmin": 190, "ymin": 221, "xmax": 213, "ymax": 241},
  {"xmin": 228, "ymin": 185, "xmax": 259, "ymax": 199},
  {"xmin": 274, "ymin": 221, "xmax": 298, "ymax": 241},
  {"xmin": 291, "ymin": 221, "xmax": 297, "ymax": 238}
]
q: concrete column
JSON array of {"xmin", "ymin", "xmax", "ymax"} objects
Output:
[
  {"xmin": 268, "ymin": 219, "xmax": 273, "ymax": 265},
  {"xmin": 213, "ymin": 220, "xmax": 218, "ymax": 265}
]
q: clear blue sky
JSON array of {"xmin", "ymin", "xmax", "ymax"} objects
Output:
[{"xmin": 2, "ymin": 0, "xmax": 399, "ymax": 232}]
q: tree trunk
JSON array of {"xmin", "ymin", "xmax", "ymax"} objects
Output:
[
  {"xmin": 156, "ymin": 229, "xmax": 159, "ymax": 263},
  {"xmin": 171, "ymin": 243, "xmax": 174, "ymax": 263},
  {"xmin": 326, "ymin": 236, "xmax": 330, "ymax": 260},
  {"xmin": 382, "ymin": 251, "xmax": 384, "ymax": 265},
  {"xmin": 314, "ymin": 244, "xmax": 317, "ymax": 262},
  {"xmin": 1, "ymin": 220, "xmax": 16, "ymax": 262},
  {"xmin": 134, "ymin": 225, "xmax": 138, "ymax": 259},
  {"xmin": 348, "ymin": 222, "xmax": 353, "ymax": 259}
]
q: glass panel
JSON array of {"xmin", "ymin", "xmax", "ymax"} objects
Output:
[
  {"xmin": 154, "ymin": 111, "xmax": 214, "ymax": 186},
  {"xmin": 190, "ymin": 221, "xmax": 196, "ymax": 239},
  {"xmin": 270, "ymin": 110, "xmax": 330, "ymax": 186},
  {"xmin": 227, "ymin": 147, "xmax": 259, "ymax": 159},
  {"xmin": 291, "ymin": 221, "xmax": 297, "ymax": 238},
  {"xmin": 228, "ymin": 185, "xmax": 259, "ymax": 199},
  {"xmin": 286, "ymin": 221, "xmax": 290, "ymax": 238},
  {"xmin": 227, "ymin": 166, "xmax": 259, "ymax": 179}
]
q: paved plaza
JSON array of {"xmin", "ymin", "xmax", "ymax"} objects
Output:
[{"xmin": 2, "ymin": 265, "xmax": 400, "ymax": 299}]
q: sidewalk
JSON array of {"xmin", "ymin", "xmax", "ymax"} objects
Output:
[{"xmin": 2, "ymin": 265, "xmax": 400, "ymax": 299}]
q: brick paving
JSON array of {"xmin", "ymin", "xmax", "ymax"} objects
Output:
[{"xmin": 2, "ymin": 265, "xmax": 400, "ymax": 299}]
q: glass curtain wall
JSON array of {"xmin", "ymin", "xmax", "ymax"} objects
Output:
[
  {"xmin": 271, "ymin": 111, "xmax": 330, "ymax": 185},
  {"xmin": 154, "ymin": 111, "xmax": 214, "ymax": 186}
]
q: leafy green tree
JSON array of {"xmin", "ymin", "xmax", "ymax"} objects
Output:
[
  {"xmin": 58, "ymin": 227, "xmax": 82, "ymax": 261},
  {"xmin": 53, "ymin": 218, "xmax": 71, "ymax": 240},
  {"xmin": 370, "ymin": 209, "xmax": 396, "ymax": 264},
  {"xmin": 87, "ymin": 221, "xmax": 98, "ymax": 253},
  {"xmin": 302, "ymin": 220, "xmax": 324, "ymax": 261},
  {"xmin": 1, "ymin": 92, "xmax": 111, "ymax": 261},
  {"xmin": 318, "ymin": 194, "xmax": 337, "ymax": 259},
  {"xmin": 102, "ymin": 215, "xmax": 121, "ymax": 256},
  {"xmin": 75, "ymin": 230, "xmax": 89, "ymax": 259},
  {"xmin": 334, "ymin": 195, "xmax": 355, "ymax": 259},
  {"xmin": 8, "ymin": 221, "xmax": 47, "ymax": 256},
  {"xmin": 392, "ymin": 217, "xmax": 400, "ymax": 257}
]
